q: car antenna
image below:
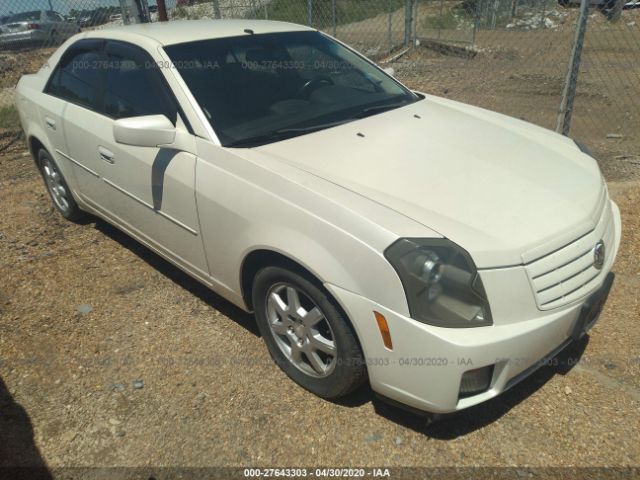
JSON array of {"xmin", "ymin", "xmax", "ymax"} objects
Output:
[{"xmin": 244, "ymin": 28, "xmax": 255, "ymax": 35}]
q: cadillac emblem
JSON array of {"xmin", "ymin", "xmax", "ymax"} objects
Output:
[{"xmin": 593, "ymin": 241, "xmax": 606, "ymax": 270}]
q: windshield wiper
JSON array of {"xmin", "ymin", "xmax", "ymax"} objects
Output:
[
  {"xmin": 227, "ymin": 119, "xmax": 354, "ymax": 148},
  {"xmin": 274, "ymin": 119, "xmax": 356, "ymax": 135},
  {"xmin": 226, "ymin": 102, "xmax": 411, "ymax": 148},
  {"xmin": 353, "ymin": 101, "xmax": 410, "ymax": 119}
]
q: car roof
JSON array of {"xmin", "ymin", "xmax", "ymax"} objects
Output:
[{"xmin": 84, "ymin": 19, "xmax": 315, "ymax": 47}]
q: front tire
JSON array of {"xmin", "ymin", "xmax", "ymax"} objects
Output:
[
  {"xmin": 38, "ymin": 149, "xmax": 86, "ymax": 222},
  {"xmin": 252, "ymin": 266, "xmax": 366, "ymax": 399}
]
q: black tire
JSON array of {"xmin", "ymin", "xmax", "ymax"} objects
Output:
[
  {"xmin": 252, "ymin": 266, "xmax": 366, "ymax": 399},
  {"xmin": 37, "ymin": 149, "xmax": 86, "ymax": 222},
  {"xmin": 48, "ymin": 30, "xmax": 58, "ymax": 47}
]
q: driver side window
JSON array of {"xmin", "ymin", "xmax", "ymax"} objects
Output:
[
  {"xmin": 46, "ymin": 40, "xmax": 179, "ymax": 125},
  {"xmin": 102, "ymin": 41, "xmax": 178, "ymax": 124}
]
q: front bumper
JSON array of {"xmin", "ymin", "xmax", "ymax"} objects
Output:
[
  {"xmin": 329, "ymin": 283, "xmax": 598, "ymax": 413},
  {"xmin": 326, "ymin": 201, "xmax": 621, "ymax": 414}
]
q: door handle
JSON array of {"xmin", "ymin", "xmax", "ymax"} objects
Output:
[
  {"xmin": 45, "ymin": 117, "xmax": 56, "ymax": 130},
  {"xmin": 98, "ymin": 146, "xmax": 115, "ymax": 164}
]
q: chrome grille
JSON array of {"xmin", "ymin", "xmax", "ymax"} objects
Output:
[{"xmin": 525, "ymin": 192, "xmax": 615, "ymax": 310}]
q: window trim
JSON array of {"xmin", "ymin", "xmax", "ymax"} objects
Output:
[
  {"xmin": 46, "ymin": 11, "xmax": 63, "ymax": 21},
  {"xmin": 44, "ymin": 39, "xmax": 107, "ymax": 113},
  {"xmin": 103, "ymin": 39, "xmax": 180, "ymax": 125},
  {"xmin": 44, "ymin": 38, "xmax": 193, "ymax": 134},
  {"xmin": 44, "ymin": 38, "xmax": 106, "ymax": 106}
]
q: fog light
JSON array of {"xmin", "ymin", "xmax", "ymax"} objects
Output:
[{"xmin": 459, "ymin": 365, "xmax": 494, "ymax": 398}]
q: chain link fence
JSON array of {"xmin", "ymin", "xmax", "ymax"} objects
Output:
[{"xmin": 1, "ymin": 0, "xmax": 639, "ymax": 159}]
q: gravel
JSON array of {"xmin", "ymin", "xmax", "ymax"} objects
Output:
[
  {"xmin": 132, "ymin": 380, "xmax": 144, "ymax": 390},
  {"xmin": 77, "ymin": 304, "xmax": 93, "ymax": 315}
]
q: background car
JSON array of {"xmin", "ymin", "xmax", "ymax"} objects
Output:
[
  {"xmin": 78, "ymin": 14, "xmax": 92, "ymax": 27},
  {"xmin": 559, "ymin": 0, "xmax": 637, "ymax": 6},
  {"xmin": 558, "ymin": 0, "xmax": 604, "ymax": 5},
  {"xmin": 0, "ymin": 10, "xmax": 80, "ymax": 49},
  {"xmin": 558, "ymin": 0, "xmax": 634, "ymax": 17},
  {"xmin": 78, "ymin": 10, "xmax": 110, "ymax": 28}
]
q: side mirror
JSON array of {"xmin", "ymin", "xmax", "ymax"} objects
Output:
[
  {"xmin": 383, "ymin": 67, "xmax": 395, "ymax": 77},
  {"xmin": 113, "ymin": 115, "xmax": 176, "ymax": 148}
]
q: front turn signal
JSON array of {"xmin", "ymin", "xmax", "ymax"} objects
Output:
[{"xmin": 374, "ymin": 311, "xmax": 393, "ymax": 350}]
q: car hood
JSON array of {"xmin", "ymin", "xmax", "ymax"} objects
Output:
[{"xmin": 252, "ymin": 94, "xmax": 605, "ymax": 268}]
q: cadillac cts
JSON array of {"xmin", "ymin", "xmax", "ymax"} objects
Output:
[{"xmin": 16, "ymin": 20, "xmax": 621, "ymax": 414}]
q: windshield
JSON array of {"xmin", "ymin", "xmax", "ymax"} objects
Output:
[
  {"xmin": 8, "ymin": 11, "xmax": 41, "ymax": 23},
  {"xmin": 164, "ymin": 31, "xmax": 417, "ymax": 147}
]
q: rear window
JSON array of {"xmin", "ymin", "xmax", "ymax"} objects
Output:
[
  {"xmin": 46, "ymin": 50, "xmax": 104, "ymax": 111},
  {"xmin": 7, "ymin": 11, "xmax": 41, "ymax": 23}
]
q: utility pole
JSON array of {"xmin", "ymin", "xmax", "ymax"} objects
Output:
[
  {"xmin": 332, "ymin": 0, "xmax": 337, "ymax": 37},
  {"xmin": 388, "ymin": 0, "xmax": 393, "ymax": 53},
  {"xmin": 213, "ymin": 0, "xmax": 222, "ymax": 19},
  {"xmin": 119, "ymin": 0, "xmax": 149, "ymax": 24},
  {"xmin": 157, "ymin": 0, "xmax": 168, "ymax": 21},
  {"xmin": 556, "ymin": 0, "xmax": 590, "ymax": 135},
  {"xmin": 404, "ymin": 0, "xmax": 414, "ymax": 46}
]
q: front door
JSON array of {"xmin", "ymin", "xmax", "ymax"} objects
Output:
[{"xmin": 96, "ymin": 40, "xmax": 208, "ymax": 276}]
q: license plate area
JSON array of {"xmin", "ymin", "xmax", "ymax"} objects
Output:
[{"xmin": 570, "ymin": 272, "xmax": 614, "ymax": 341}]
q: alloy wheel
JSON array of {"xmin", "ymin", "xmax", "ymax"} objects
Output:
[
  {"xmin": 265, "ymin": 283, "xmax": 337, "ymax": 378},
  {"xmin": 42, "ymin": 157, "xmax": 70, "ymax": 214}
]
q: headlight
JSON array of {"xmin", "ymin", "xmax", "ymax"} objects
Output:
[{"xmin": 385, "ymin": 238, "xmax": 492, "ymax": 328}]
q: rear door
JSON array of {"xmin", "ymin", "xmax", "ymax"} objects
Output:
[
  {"xmin": 47, "ymin": 39, "xmax": 115, "ymax": 213},
  {"xmin": 34, "ymin": 76, "xmax": 71, "ymax": 185}
]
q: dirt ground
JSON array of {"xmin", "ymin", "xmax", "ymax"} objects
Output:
[
  {"xmin": 1, "ymin": 120, "xmax": 639, "ymax": 473},
  {"xmin": 1, "ymin": 12, "xmax": 640, "ymax": 475}
]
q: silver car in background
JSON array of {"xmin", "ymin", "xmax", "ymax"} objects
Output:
[{"xmin": 0, "ymin": 10, "xmax": 80, "ymax": 49}]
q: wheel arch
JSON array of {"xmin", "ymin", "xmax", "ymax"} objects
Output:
[
  {"xmin": 240, "ymin": 248, "xmax": 326, "ymax": 312},
  {"xmin": 240, "ymin": 247, "xmax": 369, "ymax": 369},
  {"xmin": 28, "ymin": 135, "xmax": 47, "ymax": 166}
]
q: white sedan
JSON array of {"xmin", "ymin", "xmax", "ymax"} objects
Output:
[{"xmin": 16, "ymin": 20, "xmax": 621, "ymax": 414}]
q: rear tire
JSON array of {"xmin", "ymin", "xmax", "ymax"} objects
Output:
[
  {"xmin": 252, "ymin": 266, "xmax": 367, "ymax": 399},
  {"xmin": 37, "ymin": 149, "xmax": 86, "ymax": 222},
  {"xmin": 49, "ymin": 30, "xmax": 59, "ymax": 46}
]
